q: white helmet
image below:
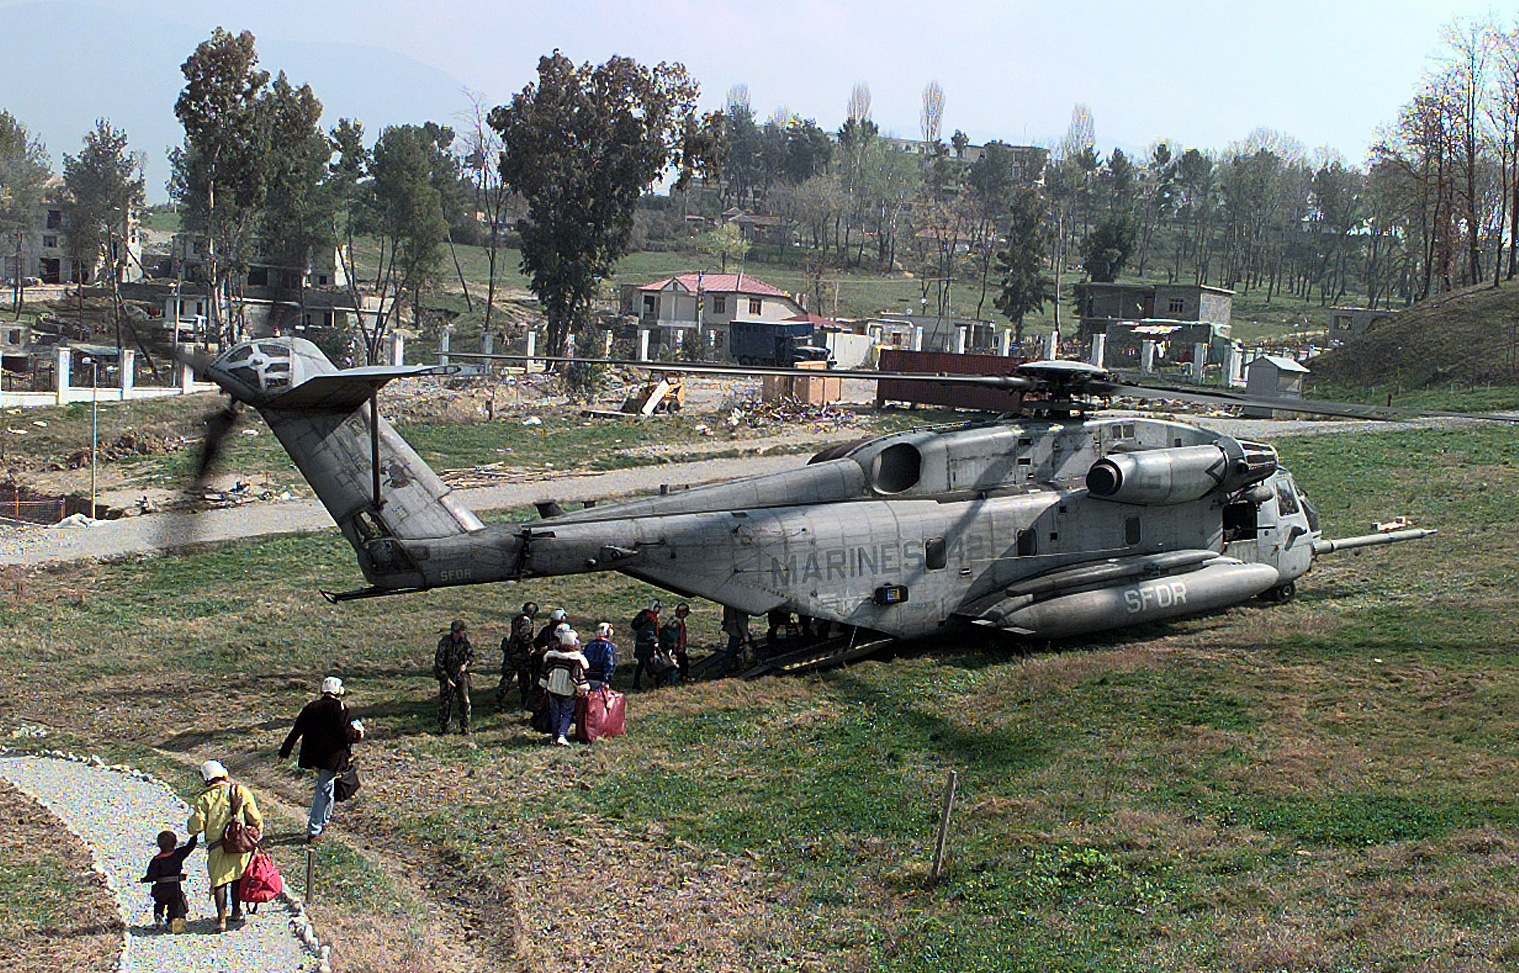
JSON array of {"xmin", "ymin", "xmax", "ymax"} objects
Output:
[
  {"xmin": 559, "ymin": 629, "xmax": 579, "ymax": 647},
  {"xmin": 595, "ymin": 621, "xmax": 613, "ymax": 638},
  {"xmin": 549, "ymin": 608, "xmax": 567, "ymax": 622},
  {"xmin": 199, "ymin": 760, "xmax": 227, "ymax": 782},
  {"xmin": 321, "ymin": 676, "xmax": 345, "ymax": 696},
  {"xmin": 554, "ymin": 621, "xmax": 571, "ymax": 635}
]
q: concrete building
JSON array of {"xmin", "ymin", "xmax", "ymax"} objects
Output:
[
  {"xmin": 1328, "ymin": 306, "xmax": 1395, "ymax": 344},
  {"xmin": 1, "ymin": 179, "xmax": 143, "ymax": 285},
  {"xmin": 1075, "ymin": 282, "xmax": 1234, "ymax": 335}
]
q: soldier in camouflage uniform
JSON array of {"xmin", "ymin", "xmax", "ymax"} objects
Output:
[
  {"xmin": 498, "ymin": 601, "xmax": 539, "ymax": 712},
  {"xmin": 434, "ymin": 619, "xmax": 474, "ymax": 736}
]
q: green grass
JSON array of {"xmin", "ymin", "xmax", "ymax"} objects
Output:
[{"xmin": 4, "ymin": 422, "xmax": 1519, "ymax": 969}]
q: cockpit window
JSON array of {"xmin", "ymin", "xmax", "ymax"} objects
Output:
[
  {"xmin": 1299, "ymin": 490, "xmax": 1320, "ymax": 531},
  {"xmin": 1275, "ymin": 479, "xmax": 1300, "ymax": 515}
]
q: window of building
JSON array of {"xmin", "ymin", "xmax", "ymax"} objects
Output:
[
  {"xmin": 748, "ymin": 297, "xmax": 762, "ymax": 315},
  {"xmin": 42, "ymin": 235, "xmax": 57, "ymax": 249},
  {"xmin": 46, "ymin": 210, "xmax": 61, "ymax": 230},
  {"xmin": 1167, "ymin": 297, "xmax": 1185, "ymax": 314},
  {"xmin": 316, "ymin": 274, "xmax": 329, "ymax": 285},
  {"xmin": 643, "ymin": 295, "xmax": 656, "ymax": 315},
  {"xmin": 713, "ymin": 295, "xmax": 726, "ymax": 314}
]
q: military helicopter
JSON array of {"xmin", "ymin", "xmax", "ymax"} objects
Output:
[{"xmin": 178, "ymin": 336, "xmax": 1505, "ymax": 650}]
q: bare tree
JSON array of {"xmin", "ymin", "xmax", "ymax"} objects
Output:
[
  {"xmin": 920, "ymin": 81, "xmax": 944, "ymax": 146},
  {"xmin": 848, "ymin": 82, "xmax": 872, "ymax": 125},
  {"xmin": 1056, "ymin": 104, "xmax": 1095, "ymax": 162},
  {"xmin": 459, "ymin": 88, "xmax": 510, "ymax": 335}
]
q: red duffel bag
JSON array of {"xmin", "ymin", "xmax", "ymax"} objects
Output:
[{"xmin": 575, "ymin": 687, "xmax": 626, "ymax": 743}]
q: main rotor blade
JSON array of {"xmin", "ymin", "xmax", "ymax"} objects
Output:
[
  {"xmin": 1087, "ymin": 378, "xmax": 1519, "ymax": 423},
  {"xmin": 195, "ymin": 404, "xmax": 240, "ymax": 481},
  {"xmin": 447, "ymin": 352, "xmax": 1038, "ymax": 391}
]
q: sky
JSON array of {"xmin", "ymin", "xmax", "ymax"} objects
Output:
[{"xmin": 2, "ymin": 0, "xmax": 1507, "ymax": 175}]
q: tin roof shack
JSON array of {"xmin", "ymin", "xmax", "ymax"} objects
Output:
[
  {"xmin": 1244, "ymin": 355, "xmax": 1308, "ymax": 418},
  {"xmin": 1329, "ymin": 307, "xmax": 1395, "ymax": 344}
]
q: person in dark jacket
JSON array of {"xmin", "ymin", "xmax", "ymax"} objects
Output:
[
  {"xmin": 583, "ymin": 621, "xmax": 618, "ymax": 689},
  {"xmin": 279, "ymin": 676, "xmax": 364, "ymax": 844},
  {"xmin": 630, "ymin": 599, "xmax": 661, "ymax": 689},
  {"xmin": 140, "ymin": 829, "xmax": 197, "ymax": 932}
]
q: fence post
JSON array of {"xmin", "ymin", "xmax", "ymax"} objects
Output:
[
  {"xmin": 931, "ymin": 769, "xmax": 959, "ymax": 884},
  {"xmin": 305, "ymin": 848, "xmax": 316, "ymax": 904}
]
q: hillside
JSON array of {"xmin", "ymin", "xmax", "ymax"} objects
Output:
[{"xmin": 1313, "ymin": 283, "xmax": 1519, "ymax": 389}]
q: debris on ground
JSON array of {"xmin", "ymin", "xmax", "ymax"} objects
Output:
[{"xmin": 56, "ymin": 430, "xmax": 191, "ymax": 471}]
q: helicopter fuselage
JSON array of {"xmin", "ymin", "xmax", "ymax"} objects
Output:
[{"xmin": 199, "ymin": 337, "xmax": 1420, "ymax": 643}]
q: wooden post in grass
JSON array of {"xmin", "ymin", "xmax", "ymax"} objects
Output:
[
  {"xmin": 305, "ymin": 848, "xmax": 315, "ymax": 904},
  {"xmin": 931, "ymin": 769, "xmax": 959, "ymax": 884}
]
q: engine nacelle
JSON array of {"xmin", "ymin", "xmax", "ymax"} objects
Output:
[{"xmin": 1086, "ymin": 443, "xmax": 1274, "ymax": 505}]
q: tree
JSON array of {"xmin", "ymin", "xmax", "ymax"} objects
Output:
[
  {"xmin": 1081, "ymin": 215, "xmax": 1137, "ymax": 282},
  {"xmin": 62, "ymin": 119, "xmax": 145, "ymax": 353},
  {"xmin": 993, "ymin": 187, "xmax": 1053, "ymax": 344},
  {"xmin": 62, "ymin": 120, "xmax": 145, "ymax": 287},
  {"xmin": 171, "ymin": 28, "xmax": 271, "ymax": 342},
  {"xmin": 695, "ymin": 221, "xmax": 749, "ymax": 273},
  {"xmin": 460, "ymin": 89, "xmax": 511, "ymax": 335},
  {"xmin": 492, "ymin": 51, "xmax": 702, "ymax": 357},
  {"xmin": 920, "ymin": 81, "xmax": 945, "ymax": 146},
  {"xmin": 365, "ymin": 124, "xmax": 449, "ymax": 353},
  {"xmin": 257, "ymin": 73, "xmax": 331, "ymax": 332},
  {"xmin": 0, "ymin": 111, "xmax": 51, "ymax": 315}
]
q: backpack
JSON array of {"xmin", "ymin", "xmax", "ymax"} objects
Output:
[
  {"xmin": 221, "ymin": 784, "xmax": 262, "ymax": 854},
  {"xmin": 239, "ymin": 850, "xmax": 283, "ymax": 903}
]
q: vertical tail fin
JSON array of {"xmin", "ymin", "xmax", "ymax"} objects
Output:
[{"xmin": 201, "ymin": 338, "xmax": 482, "ymax": 586}]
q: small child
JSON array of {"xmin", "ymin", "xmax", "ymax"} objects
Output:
[{"xmin": 140, "ymin": 829, "xmax": 197, "ymax": 932}]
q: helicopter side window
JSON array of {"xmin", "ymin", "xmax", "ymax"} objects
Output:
[
  {"xmin": 925, "ymin": 537, "xmax": 947, "ymax": 570},
  {"xmin": 1125, "ymin": 517, "xmax": 1141, "ymax": 546},
  {"xmin": 1017, "ymin": 529, "xmax": 1037, "ymax": 557}
]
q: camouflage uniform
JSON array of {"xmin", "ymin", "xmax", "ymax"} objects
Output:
[
  {"xmin": 434, "ymin": 631, "xmax": 474, "ymax": 734},
  {"xmin": 498, "ymin": 612, "xmax": 537, "ymax": 711}
]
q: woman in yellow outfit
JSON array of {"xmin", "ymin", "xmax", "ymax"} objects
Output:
[{"xmin": 187, "ymin": 759, "xmax": 264, "ymax": 931}]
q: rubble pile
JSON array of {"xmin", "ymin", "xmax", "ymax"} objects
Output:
[{"xmin": 56, "ymin": 430, "xmax": 190, "ymax": 470}]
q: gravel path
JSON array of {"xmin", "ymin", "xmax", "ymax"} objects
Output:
[{"xmin": 0, "ymin": 754, "xmax": 319, "ymax": 973}]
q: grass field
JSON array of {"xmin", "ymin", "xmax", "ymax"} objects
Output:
[{"xmin": 2, "ymin": 421, "xmax": 1518, "ymax": 971}]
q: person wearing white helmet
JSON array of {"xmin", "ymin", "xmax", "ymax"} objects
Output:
[
  {"xmin": 539, "ymin": 628, "xmax": 590, "ymax": 745},
  {"xmin": 583, "ymin": 621, "xmax": 618, "ymax": 690},
  {"xmin": 187, "ymin": 759, "xmax": 263, "ymax": 931},
  {"xmin": 533, "ymin": 608, "xmax": 570, "ymax": 652},
  {"xmin": 279, "ymin": 676, "xmax": 364, "ymax": 844}
]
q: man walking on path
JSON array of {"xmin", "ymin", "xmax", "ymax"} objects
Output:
[
  {"xmin": 435, "ymin": 620, "xmax": 475, "ymax": 741},
  {"xmin": 279, "ymin": 676, "xmax": 364, "ymax": 844}
]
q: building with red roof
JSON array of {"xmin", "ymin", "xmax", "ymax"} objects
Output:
[{"xmin": 618, "ymin": 272, "xmax": 808, "ymax": 358}]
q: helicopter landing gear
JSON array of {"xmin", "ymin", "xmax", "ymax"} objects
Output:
[{"xmin": 1261, "ymin": 581, "xmax": 1296, "ymax": 603}]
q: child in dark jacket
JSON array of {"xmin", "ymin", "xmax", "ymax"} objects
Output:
[{"xmin": 141, "ymin": 829, "xmax": 198, "ymax": 932}]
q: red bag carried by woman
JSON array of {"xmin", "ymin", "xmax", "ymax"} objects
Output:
[{"xmin": 239, "ymin": 850, "xmax": 283, "ymax": 903}]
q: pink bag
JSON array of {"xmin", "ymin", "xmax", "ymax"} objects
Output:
[
  {"xmin": 239, "ymin": 850, "xmax": 283, "ymax": 903},
  {"xmin": 575, "ymin": 688, "xmax": 626, "ymax": 743}
]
